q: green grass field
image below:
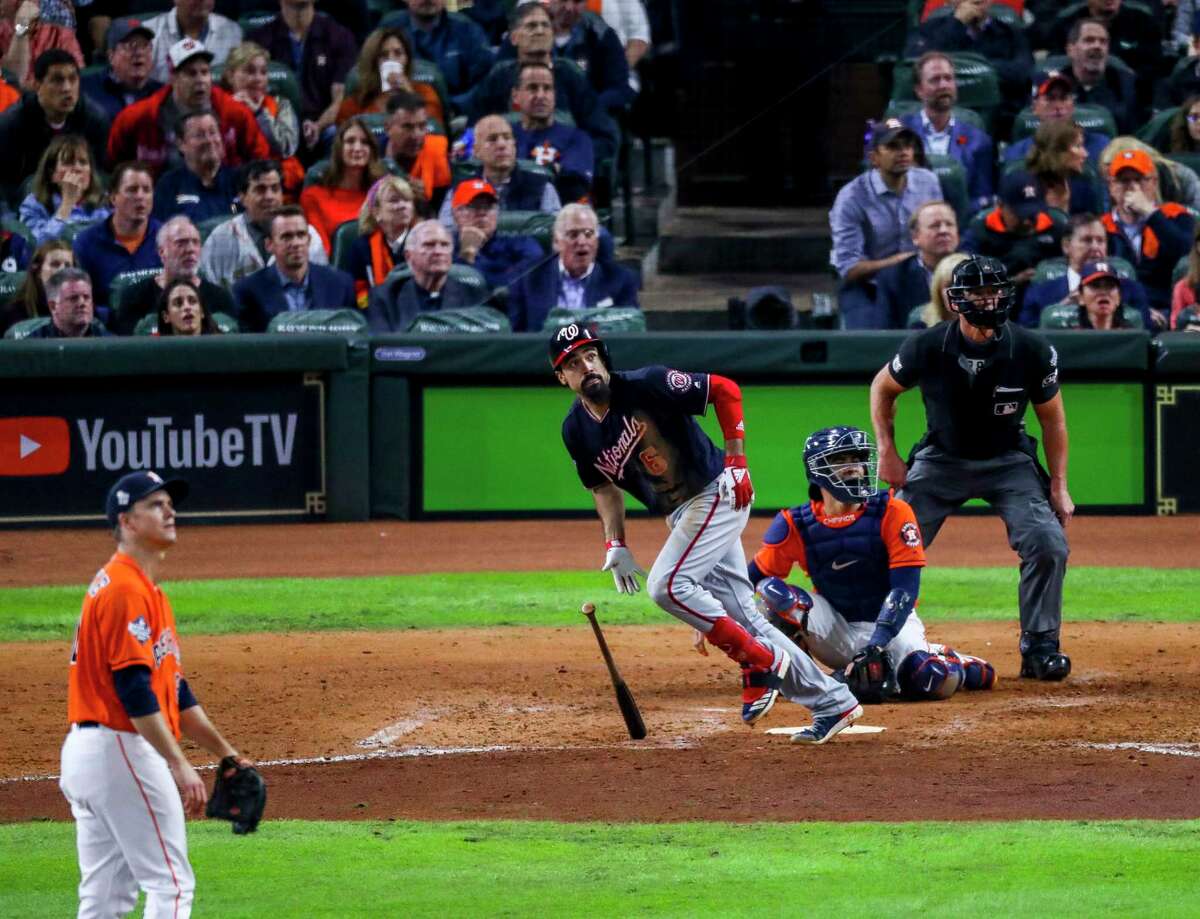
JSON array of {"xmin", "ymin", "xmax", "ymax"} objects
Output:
[
  {"xmin": 2, "ymin": 567, "xmax": 1198, "ymax": 642},
  {"xmin": 2, "ymin": 820, "xmax": 1198, "ymax": 918},
  {"xmin": 4, "ymin": 568, "xmax": 1198, "ymax": 916}
]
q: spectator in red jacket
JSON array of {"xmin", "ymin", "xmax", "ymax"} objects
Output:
[{"xmin": 107, "ymin": 37, "xmax": 270, "ymax": 177}]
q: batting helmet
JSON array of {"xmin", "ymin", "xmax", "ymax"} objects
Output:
[
  {"xmin": 548, "ymin": 321, "xmax": 610, "ymax": 370},
  {"xmin": 944, "ymin": 255, "xmax": 1014, "ymax": 329},
  {"xmin": 803, "ymin": 426, "xmax": 879, "ymax": 503}
]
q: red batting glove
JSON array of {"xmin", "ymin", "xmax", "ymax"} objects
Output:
[{"xmin": 720, "ymin": 455, "xmax": 754, "ymax": 511}]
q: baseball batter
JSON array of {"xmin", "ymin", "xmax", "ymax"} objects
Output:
[
  {"xmin": 60, "ymin": 471, "xmax": 251, "ymax": 918},
  {"xmin": 749, "ymin": 426, "xmax": 996, "ymax": 704},
  {"xmin": 870, "ymin": 255, "xmax": 1073, "ymax": 680},
  {"xmin": 552, "ymin": 322, "xmax": 862, "ymax": 742}
]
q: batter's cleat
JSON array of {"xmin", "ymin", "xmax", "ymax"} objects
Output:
[
  {"xmin": 741, "ymin": 649, "xmax": 790, "ymax": 725},
  {"xmin": 1020, "ymin": 649, "xmax": 1072, "ymax": 681},
  {"xmin": 790, "ymin": 704, "xmax": 864, "ymax": 745}
]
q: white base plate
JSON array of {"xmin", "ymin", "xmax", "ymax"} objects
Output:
[{"xmin": 764, "ymin": 724, "xmax": 886, "ymax": 736}]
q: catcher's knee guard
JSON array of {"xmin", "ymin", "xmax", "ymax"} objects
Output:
[
  {"xmin": 755, "ymin": 577, "xmax": 813, "ymax": 646},
  {"xmin": 897, "ymin": 650, "xmax": 964, "ymax": 700}
]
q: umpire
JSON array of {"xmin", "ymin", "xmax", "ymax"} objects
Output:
[{"xmin": 869, "ymin": 255, "xmax": 1073, "ymax": 680}]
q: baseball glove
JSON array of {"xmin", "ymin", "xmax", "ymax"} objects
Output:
[
  {"xmin": 206, "ymin": 756, "xmax": 266, "ymax": 834},
  {"xmin": 844, "ymin": 645, "xmax": 899, "ymax": 705}
]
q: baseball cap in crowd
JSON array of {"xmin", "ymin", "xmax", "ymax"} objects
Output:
[
  {"xmin": 1109, "ymin": 148, "xmax": 1155, "ymax": 178},
  {"xmin": 1080, "ymin": 260, "xmax": 1120, "ymax": 286},
  {"xmin": 868, "ymin": 117, "xmax": 920, "ymax": 149},
  {"xmin": 998, "ymin": 170, "xmax": 1044, "ymax": 220},
  {"xmin": 167, "ymin": 37, "xmax": 214, "ymax": 72},
  {"xmin": 107, "ymin": 17, "xmax": 153, "ymax": 52},
  {"xmin": 1032, "ymin": 69, "xmax": 1074, "ymax": 98},
  {"xmin": 105, "ymin": 471, "xmax": 189, "ymax": 526},
  {"xmin": 451, "ymin": 178, "xmax": 498, "ymax": 208}
]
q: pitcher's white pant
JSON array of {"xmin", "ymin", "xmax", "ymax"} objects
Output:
[
  {"xmin": 645, "ymin": 477, "xmax": 858, "ymax": 717},
  {"xmin": 60, "ymin": 724, "xmax": 195, "ymax": 919},
  {"xmin": 799, "ymin": 593, "xmax": 931, "ymax": 672}
]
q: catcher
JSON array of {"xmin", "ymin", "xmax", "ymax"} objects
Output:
[{"xmin": 747, "ymin": 426, "xmax": 996, "ymax": 704}]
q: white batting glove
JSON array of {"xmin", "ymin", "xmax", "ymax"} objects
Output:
[
  {"xmin": 601, "ymin": 539, "xmax": 646, "ymax": 594},
  {"xmin": 717, "ymin": 455, "xmax": 754, "ymax": 511}
]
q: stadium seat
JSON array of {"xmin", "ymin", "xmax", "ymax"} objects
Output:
[
  {"xmin": 882, "ymin": 100, "xmax": 986, "ymax": 132},
  {"xmin": 4, "ymin": 316, "xmax": 48, "ymax": 339},
  {"xmin": 1011, "ymin": 104, "xmax": 1117, "ymax": 142},
  {"xmin": 1137, "ymin": 108, "xmax": 1180, "ymax": 153},
  {"xmin": 1168, "ymin": 151, "xmax": 1200, "ymax": 179},
  {"xmin": 496, "ymin": 210, "xmax": 556, "ymax": 252},
  {"xmin": 385, "ymin": 262, "xmax": 489, "ymax": 298},
  {"xmin": 331, "ymin": 220, "xmax": 361, "ymax": 273},
  {"xmin": 925, "ymin": 153, "xmax": 971, "ymax": 224},
  {"xmin": 213, "ymin": 59, "xmax": 302, "ymax": 118},
  {"xmin": 1032, "ymin": 255, "xmax": 1136, "ymax": 285},
  {"xmin": 1, "ymin": 217, "xmax": 33, "ymax": 250},
  {"xmin": 905, "ymin": 303, "xmax": 934, "ymax": 328},
  {"xmin": 132, "ymin": 311, "xmax": 240, "ymax": 335},
  {"xmin": 1042, "ymin": 52, "xmax": 1134, "ymax": 78},
  {"xmin": 1039, "ymin": 301, "xmax": 1144, "ymax": 328},
  {"xmin": 892, "ymin": 53, "xmax": 1001, "ymax": 131},
  {"xmin": 267, "ymin": 309, "xmax": 367, "ymax": 334},
  {"xmin": 0, "ymin": 270, "xmax": 26, "ymax": 302},
  {"xmin": 451, "ymin": 157, "xmax": 556, "ymax": 187},
  {"xmin": 1174, "ymin": 254, "xmax": 1190, "ymax": 284},
  {"xmin": 196, "ymin": 215, "xmax": 228, "ymax": 242},
  {"xmin": 237, "ymin": 12, "xmax": 276, "ymax": 33},
  {"xmin": 404, "ymin": 305, "xmax": 510, "ymax": 334},
  {"xmin": 108, "ymin": 268, "xmax": 161, "ymax": 321},
  {"xmin": 544, "ymin": 305, "xmax": 645, "ymax": 333}
]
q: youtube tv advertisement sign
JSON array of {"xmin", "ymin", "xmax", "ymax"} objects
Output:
[{"xmin": 0, "ymin": 375, "xmax": 325, "ymax": 524}]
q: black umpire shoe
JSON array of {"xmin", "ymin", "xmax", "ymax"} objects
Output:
[{"xmin": 1019, "ymin": 632, "xmax": 1072, "ymax": 681}]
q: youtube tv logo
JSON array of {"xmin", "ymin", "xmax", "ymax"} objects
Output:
[{"xmin": 0, "ymin": 417, "xmax": 70, "ymax": 476}]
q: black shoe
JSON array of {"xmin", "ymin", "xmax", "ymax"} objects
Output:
[{"xmin": 1020, "ymin": 650, "xmax": 1072, "ymax": 681}]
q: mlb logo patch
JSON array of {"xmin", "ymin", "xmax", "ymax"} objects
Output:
[{"xmin": 994, "ymin": 402, "xmax": 1019, "ymax": 416}]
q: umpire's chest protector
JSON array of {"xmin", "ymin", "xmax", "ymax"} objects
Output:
[{"xmin": 796, "ymin": 493, "xmax": 891, "ymax": 622}]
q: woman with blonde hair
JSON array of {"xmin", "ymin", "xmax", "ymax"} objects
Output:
[
  {"xmin": 221, "ymin": 42, "xmax": 300, "ymax": 160},
  {"xmin": 299, "ymin": 118, "xmax": 389, "ymax": 253},
  {"xmin": 1025, "ymin": 120, "xmax": 1100, "ymax": 215},
  {"xmin": 1099, "ymin": 136, "xmax": 1200, "ymax": 210},
  {"xmin": 914, "ymin": 252, "xmax": 969, "ymax": 328},
  {"xmin": 346, "ymin": 174, "xmax": 418, "ymax": 307},
  {"xmin": 336, "ymin": 27, "xmax": 444, "ymax": 129},
  {"xmin": 19, "ymin": 133, "xmax": 110, "ymax": 244}
]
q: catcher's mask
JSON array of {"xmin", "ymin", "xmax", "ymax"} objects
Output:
[
  {"xmin": 548, "ymin": 321, "xmax": 611, "ymax": 371},
  {"xmin": 944, "ymin": 255, "xmax": 1014, "ymax": 329},
  {"xmin": 803, "ymin": 426, "xmax": 879, "ymax": 503}
]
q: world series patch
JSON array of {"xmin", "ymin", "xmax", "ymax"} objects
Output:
[{"xmin": 128, "ymin": 616, "xmax": 151, "ymax": 643}]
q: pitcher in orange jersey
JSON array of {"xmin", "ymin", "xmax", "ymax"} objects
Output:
[{"xmin": 60, "ymin": 471, "xmax": 253, "ymax": 919}]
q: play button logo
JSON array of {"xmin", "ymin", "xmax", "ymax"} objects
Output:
[{"xmin": 0, "ymin": 418, "xmax": 70, "ymax": 475}]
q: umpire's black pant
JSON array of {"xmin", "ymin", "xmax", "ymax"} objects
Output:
[{"xmin": 897, "ymin": 446, "xmax": 1069, "ymax": 640}]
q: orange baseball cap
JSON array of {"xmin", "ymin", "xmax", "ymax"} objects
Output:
[
  {"xmin": 451, "ymin": 179, "xmax": 498, "ymax": 208},
  {"xmin": 1109, "ymin": 149, "xmax": 1155, "ymax": 178}
]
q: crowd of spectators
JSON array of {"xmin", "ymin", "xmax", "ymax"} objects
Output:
[
  {"xmin": 832, "ymin": 0, "xmax": 1200, "ymax": 333},
  {"xmin": 0, "ymin": 0, "xmax": 650, "ymax": 339}
]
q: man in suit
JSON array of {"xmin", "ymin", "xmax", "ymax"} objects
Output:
[
  {"xmin": 366, "ymin": 220, "xmax": 488, "ymax": 332},
  {"xmin": 901, "ymin": 52, "xmax": 995, "ymax": 214},
  {"xmin": 874, "ymin": 201, "xmax": 962, "ymax": 328},
  {"xmin": 234, "ymin": 205, "xmax": 356, "ymax": 332},
  {"xmin": 1020, "ymin": 212, "xmax": 1152, "ymax": 327},
  {"xmin": 507, "ymin": 203, "xmax": 638, "ymax": 332}
]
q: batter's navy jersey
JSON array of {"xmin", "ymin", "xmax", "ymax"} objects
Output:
[
  {"xmin": 562, "ymin": 366, "xmax": 724, "ymax": 514},
  {"xmin": 888, "ymin": 321, "xmax": 1060, "ymax": 460}
]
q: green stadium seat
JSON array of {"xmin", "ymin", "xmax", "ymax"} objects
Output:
[
  {"xmin": 1039, "ymin": 301, "xmax": 1144, "ymax": 328},
  {"xmin": 132, "ymin": 312, "xmax": 239, "ymax": 335},
  {"xmin": 331, "ymin": 220, "xmax": 361, "ymax": 273},
  {"xmin": 108, "ymin": 268, "xmax": 161, "ymax": 323},
  {"xmin": 267, "ymin": 309, "xmax": 368, "ymax": 334},
  {"xmin": 1042, "ymin": 52, "xmax": 1133, "ymax": 77},
  {"xmin": 892, "ymin": 53, "xmax": 1000, "ymax": 131},
  {"xmin": 882, "ymin": 100, "xmax": 986, "ymax": 132},
  {"xmin": 1167, "ymin": 151, "xmax": 1200, "ymax": 179},
  {"xmin": 496, "ymin": 210, "xmax": 556, "ymax": 252},
  {"xmin": 0, "ymin": 270, "xmax": 27, "ymax": 302},
  {"xmin": 2, "ymin": 217, "xmax": 33, "ymax": 250},
  {"xmin": 1032, "ymin": 255, "xmax": 1137, "ymax": 286},
  {"xmin": 544, "ymin": 306, "xmax": 644, "ymax": 333},
  {"xmin": 404, "ymin": 305, "xmax": 510, "ymax": 334},
  {"xmin": 925, "ymin": 153, "xmax": 970, "ymax": 225},
  {"xmin": 385, "ymin": 263, "xmax": 489, "ymax": 299},
  {"xmin": 1173, "ymin": 254, "xmax": 1190, "ymax": 284},
  {"xmin": 197, "ymin": 215, "xmax": 228, "ymax": 242},
  {"xmin": 906, "ymin": 303, "xmax": 933, "ymax": 328},
  {"xmin": 4, "ymin": 317, "xmax": 49, "ymax": 339},
  {"xmin": 1137, "ymin": 107, "xmax": 1179, "ymax": 153},
  {"xmin": 1011, "ymin": 104, "xmax": 1117, "ymax": 143},
  {"xmin": 238, "ymin": 12, "xmax": 276, "ymax": 33}
]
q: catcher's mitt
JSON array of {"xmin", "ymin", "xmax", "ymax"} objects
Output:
[
  {"xmin": 206, "ymin": 757, "xmax": 266, "ymax": 834},
  {"xmin": 844, "ymin": 645, "xmax": 899, "ymax": 705}
]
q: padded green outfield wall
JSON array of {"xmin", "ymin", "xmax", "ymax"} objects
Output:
[{"xmin": 421, "ymin": 382, "xmax": 1145, "ymax": 513}]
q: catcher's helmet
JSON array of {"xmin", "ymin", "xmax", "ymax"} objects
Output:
[
  {"xmin": 548, "ymin": 321, "xmax": 610, "ymax": 370},
  {"xmin": 803, "ymin": 426, "xmax": 879, "ymax": 503},
  {"xmin": 944, "ymin": 255, "xmax": 1014, "ymax": 329}
]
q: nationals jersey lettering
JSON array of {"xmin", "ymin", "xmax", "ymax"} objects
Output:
[
  {"xmin": 562, "ymin": 366, "xmax": 723, "ymax": 514},
  {"xmin": 68, "ymin": 552, "xmax": 185, "ymax": 737}
]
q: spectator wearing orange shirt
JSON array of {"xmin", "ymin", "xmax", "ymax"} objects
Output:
[
  {"xmin": 383, "ymin": 90, "xmax": 450, "ymax": 209},
  {"xmin": 336, "ymin": 27, "xmax": 444, "ymax": 131},
  {"xmin": 300, "ymin": 117, "xmax": 387, "ymax": 253}
]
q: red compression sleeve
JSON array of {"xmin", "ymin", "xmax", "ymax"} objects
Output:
[{"xmin": 708, "ymin": 374, "xmax": 745, "ymax": 440}]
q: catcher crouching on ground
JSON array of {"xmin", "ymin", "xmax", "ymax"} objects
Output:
[{"xmin": 747, "ymin": 426, "xmax": 996, "ymax": 706}]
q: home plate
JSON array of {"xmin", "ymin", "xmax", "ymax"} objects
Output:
[{"xmin": 764, "ymin": 724, "xmax": 885, "ymax": 735}]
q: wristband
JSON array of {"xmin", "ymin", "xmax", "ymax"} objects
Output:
[
  {"xmin": 724, "ymin": 454, "xmax": 747, "ymax": 468},
  {"xmin": 605, "ymin": 538, "xmax": 625, "ymax": 550}
]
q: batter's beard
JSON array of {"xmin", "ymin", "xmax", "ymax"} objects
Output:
[{"xmin": 581, "ymin": 375, "xmax": 610, "ymax": 403}]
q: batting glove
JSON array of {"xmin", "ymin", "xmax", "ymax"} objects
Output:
[
  {"xmin": 718, "ymin": 455, "xmax": 754, "ymax": 511},
  {"xmin": 602, "ymin": 539, "xmax": 646, "ymax": 594}
]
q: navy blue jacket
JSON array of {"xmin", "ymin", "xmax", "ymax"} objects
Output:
[
  {"xmin": 873, "ymin": 254, "xmax": 935, "ymax": 330},
  {"xmin": 233, "ymin": 263, "xmax": 356, "ymax": 332},
  {"xmin": 25, "ymin": 319, "xmax": 112, "ymax": 338},
  {"xmin": 152, "ymin": 165, "xmax": 240, "ymax": 223},
  {"xmin": 379, "ymin": 10, "xmax": 494, "ymax": 107},
  {"xmin": 365, "ymin": 275, "xmax": 485, "ymax": 333},
  {"xmin": 548, "ymin": 14, "xmax": 632, "ymax": 113},
  {"xmin": 455, "ymin": 232, "xmax": 544, "ymax": 292},
  {"xmin": 73, "ymin": 217, "xmax": 163, "ymax": 310},
  {"xmin": 1020, "ymin": 275, "xmax": 1151, "ymax": 328},
  {"xmin": 507, "ymin": 256, "xmax": 639, "ymax": 332},
  {"xmin": 81, "ymin": 70, "xmax": 164, "ymax": 125}
]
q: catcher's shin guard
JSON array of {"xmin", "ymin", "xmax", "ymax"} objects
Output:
[{"xmin": 896, "ymin": 650, "xmax": 964, "ymax": 700}]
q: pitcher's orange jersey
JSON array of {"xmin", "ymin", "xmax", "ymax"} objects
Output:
[{"xmin": 68, "ymin": 552, "xmax": 184, "ymax": 737}]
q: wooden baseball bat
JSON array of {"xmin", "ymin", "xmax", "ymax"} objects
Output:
[{"xmin": 581, "ymin": 602, "xmax": 647, "ymax": 740}]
